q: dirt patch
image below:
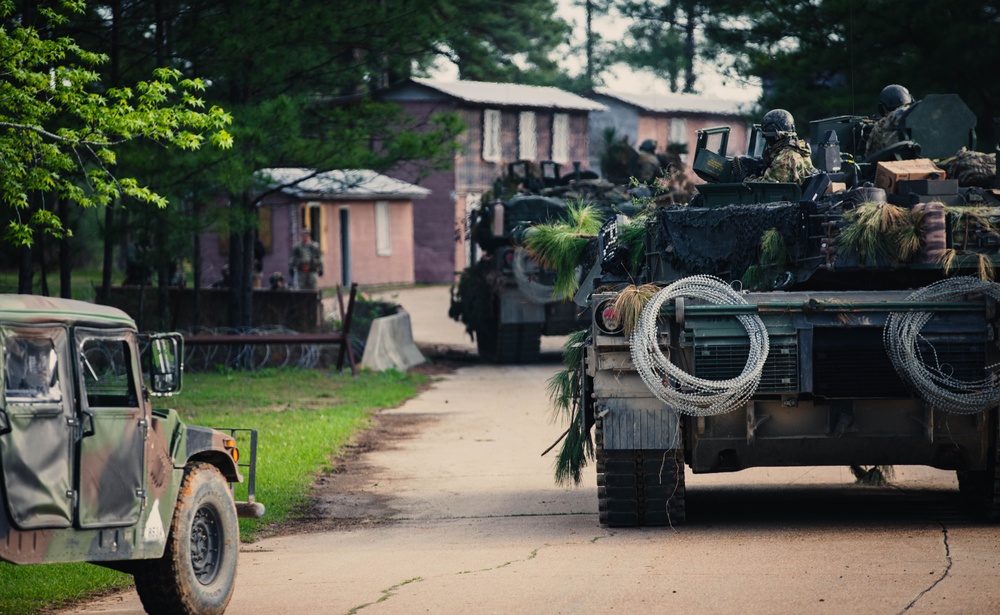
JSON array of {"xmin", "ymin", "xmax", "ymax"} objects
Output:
[
  {"xmin": 281, "ymin": 411, "xmax": 440, "ymax": 535},
  {"xmin": 279, "ymin": 355, "xmax": 462, "ymax": 535}
]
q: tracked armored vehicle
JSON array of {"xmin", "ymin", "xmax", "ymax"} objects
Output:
[
  {"xmin": 575, "ymin": 94, "xmax": 1000, "ymax": 527},
  {"xmin": 451, "ymin": 160, "xmax": 655, "ymax": 362},
  {"xmin": 0, "ymin": 295, "xmax": 263, "ymax": 614},
  {"xmin": 452, "ymin": 161, "xmax": 619, "ymax": 362}
]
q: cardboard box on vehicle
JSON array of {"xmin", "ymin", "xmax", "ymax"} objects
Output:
[{"xmin": 874, "ymin": 159, "xmax": 947, "ymax": 193}]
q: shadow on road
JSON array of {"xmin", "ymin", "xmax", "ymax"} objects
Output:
[{"xmin": 683, "ymin": 482, "xmax": 977, "ymax": 530}]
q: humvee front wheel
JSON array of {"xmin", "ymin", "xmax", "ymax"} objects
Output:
[{"xmin": 134, "ymin": 462, "xmax": 239, "ymax": 615}]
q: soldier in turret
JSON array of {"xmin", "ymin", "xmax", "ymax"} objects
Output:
[
  {"xmin": 864, "ymin": 84, "xmax": 914, "ymax": 158},
  {"xmin": 635, "ymin": 139, "xmax": 661, "ymax": 183},
  {"xmin": 289, "ymin": 229, "xmax": 324, "ymax": 290},
  {"xmin": 752, "ymin": 109, "xmax": 816, "ymax": 183}
]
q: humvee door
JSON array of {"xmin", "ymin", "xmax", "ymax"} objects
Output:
[
  {"xmin": 74, "ymin": 328, "xmax": 146, "ymax": 528},
  {"xmin": 0, "ymin": 325, "xmax": 75, "ymax": 529}
]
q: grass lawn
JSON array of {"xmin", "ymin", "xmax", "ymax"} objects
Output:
[{"xmin": 0, "ymin": 367, "xmax": 426, "ymax": 615}]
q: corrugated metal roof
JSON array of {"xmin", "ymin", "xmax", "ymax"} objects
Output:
[
  {"xmin": 591, "ymin": 87, "xmax": 749, "ymax": 116},
  {"xmin": 258, "ymin": 168, "xmax": 430, "ymax": 200},
  {"xmin": 412, "ymin": 77, "xmax": 606, "ymax": 112}
]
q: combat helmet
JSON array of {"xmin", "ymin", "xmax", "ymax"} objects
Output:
[
  {"xmin": 760, "ymin": 109, "xmax": 796, "ymax": 141},
  {"xmin": 639, "ymin": 139, "xmax": 657, "ymax": 153},
  {"xmin": 877, "ymin": 84, "xmax": 912, "ymax": 117}
]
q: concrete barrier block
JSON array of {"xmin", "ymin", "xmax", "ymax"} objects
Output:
[{"xmin": 360, "ymin": 309, "xmax": 426, "ymax": 372}]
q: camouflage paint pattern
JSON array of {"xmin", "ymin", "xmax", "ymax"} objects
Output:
[
  {"xmin": 0, "ymin": 295, "xmax": 243, "ymax": 566},
  {"xmin": 864, "ymin": 105, "xmax": 910, "ymax": 157},
  {"xmin": 756, "ymin": 137, "xmax": 816, "ymax": 183}
]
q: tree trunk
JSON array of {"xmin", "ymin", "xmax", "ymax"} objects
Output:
[
  {"xmin": 99, "ymin": 0, "xmax": 121, "ymax": 305},
  {"xmin": 100, "ymin": 202, "xmax": 115, "ymax": 303},
  {"xmin": 58, "ymin": 195, "xmax": 72, "ymax": 299},
  {"xmin": 683, "ymin": 3, "xmax": 697, "ymax": 94},
  {"xmin": 38, "ymin": 235, "xmax": 49, "ymax": 297},
  {"xmin": 18, "ymin": 245, "xmax": 32, "ymax": 294},
  {"xmin": 227, "ymin": 227, "xmax": 245, "ymax": 328},
  {"xmin": 192, "ymin": 200, "xmax": 202, "ymax": 329}
]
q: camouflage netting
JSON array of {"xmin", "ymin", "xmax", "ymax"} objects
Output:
[
  {"xmin": 449, "ymin": 259, "xmax": 503, "ymax": 340},
  {"xmin": 652, "ymin": 203, "xmax": 803, "ymax": 279},
  {"xmin": 940, "ymin": 148, "xmax": 997, "ymax": 188}
]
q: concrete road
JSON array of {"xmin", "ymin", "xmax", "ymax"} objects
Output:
[{"xmin": 65, "ymin": 287, "xmax": 1000, "ymax": 615}]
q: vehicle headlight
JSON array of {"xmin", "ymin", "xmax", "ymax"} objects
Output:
[{"xmin": 596, "ymin": 299, "xmax": 624, "ymax": 335}]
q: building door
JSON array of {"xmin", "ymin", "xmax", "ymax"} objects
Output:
[{"xmin": 340, "ymin": 207, "xmax": 351, "ymax": 286}]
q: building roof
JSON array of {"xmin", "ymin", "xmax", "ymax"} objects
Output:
[
  {"xmin": 590, "ymin": 87, "xmax": 748, "ymax": 116},
  {"xmin": 409, "ymin": 77, "xmax": 606, "ymax": 112},
  {"xmin": 258, "ymin": 168, "xmax": 431, "ymax": 201}
]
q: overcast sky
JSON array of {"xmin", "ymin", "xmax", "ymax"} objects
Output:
[
  {"xmin": 428, "ymin": 1, "xmax": 761, "ymax": 105},
  {"xmin": 556, "ymin": 0, "xmax": 761, "ymax": 103}
]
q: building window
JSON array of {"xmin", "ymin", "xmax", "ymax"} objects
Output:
[
  {"xmin": 519, "ymin": 111, "xmax": 536, "ymax": 161},
  {"xmin": 551, "ymin": 113, "xmax": 569, "ymax": 163},
  {"xmin": 375, "ymin": 201, "xmax": 391, "ymax": 257},
  {"xmin": 483, "ymin": 109, "xmax": 501, "ymax": 162}
]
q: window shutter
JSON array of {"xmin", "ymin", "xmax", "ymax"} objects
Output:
[
  {"xmin": 551, "ymin": 113, "xmax": 569, "ymax": 163},
  {"xmin": 483, "ymin": 109, "xmax": 501, "ymax": 162},
  {"xmin": 519, "ymin": 112, "xmax": 536, "ymax": 161},
  {"xmin": 375, "ymin": 201, "xmax": 391, "ymax": 256}
]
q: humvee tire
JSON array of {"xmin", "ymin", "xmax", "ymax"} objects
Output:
[
  {"xmin": 596, "ymin": 417, "xmax": 686, "ymax": 527},
  {"xmin": 134, "ymin": 463, "xmax": 239, "ymax": 615}
]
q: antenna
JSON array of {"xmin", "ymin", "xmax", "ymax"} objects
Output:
[{"xmin": 849, "ymin": 0, "xmax": 856, "ymax": 116}]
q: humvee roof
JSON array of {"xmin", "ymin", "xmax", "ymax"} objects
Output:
[{"xmin": 0, "ymin": 295, "xmax": 136, "ymax": 329}]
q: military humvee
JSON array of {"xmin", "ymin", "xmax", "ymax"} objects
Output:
[{"xmin": 0, "ymin": 295, "xmax": 263, "ymax": 615}]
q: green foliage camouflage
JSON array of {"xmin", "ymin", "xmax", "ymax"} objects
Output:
[
  {"xmin": 521, "ymin": 202, "xmax": 604, "ymax": 299},
  {"xmin": 547, "ymin": 329, "xmax": 594, "ymax": 486},
  {"xmin": 448, "ymin": 259, "xmax": 503, "ymax": 341}
]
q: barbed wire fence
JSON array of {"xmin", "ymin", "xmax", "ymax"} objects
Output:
[{"xmin": 177, "ymin": 326, "xmax": 333, "ymax": 372}]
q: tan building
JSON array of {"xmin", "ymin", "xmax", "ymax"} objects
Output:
[
  {"xmin": 199, "ymin": 168, "xmax": 429, "ymax": 289},
  {"xmin": 381, "ymin": 78, "xmax": 606, "ymax": 283}
]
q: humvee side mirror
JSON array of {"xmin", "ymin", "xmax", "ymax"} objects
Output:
[{"xmin": 148, "ymin": 333, "xmax": 183, "ymax": 396}]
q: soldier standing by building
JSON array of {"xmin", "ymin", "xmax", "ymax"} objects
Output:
[
  {"xmin": 752, "ymin": 109, "xmax": 816, "ymax": 183},
  {"xmin": 289, "ymin": 229, "xmax": 324, "ymax": 289}
]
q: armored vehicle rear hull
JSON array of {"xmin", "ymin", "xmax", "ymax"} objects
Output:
[{"xmin": 575, "ymin": 100, "xmax": 1000, "ymax": 526}]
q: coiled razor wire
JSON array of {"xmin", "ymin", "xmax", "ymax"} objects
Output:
[
  {"xmin": 631, "ymin": 275, "xmax": 770, "ymax": 416},
  {"xmin": 179, "ymin": 326, "xmax": 325, "ymax": 372},
  {"xmin": 512, "ymin": 247, "xmax": 558, "ymax": 304},
  {"xmin": 884, "ymin": 276, "xmax": 1000, "ymax": 414}
]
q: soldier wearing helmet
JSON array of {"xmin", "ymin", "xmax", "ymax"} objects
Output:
[
  {"xmin": 864, "ymin": 84, "xmax": 915, "ymax": 158},
  {"xmin": 635, "ymin": 138, "xmax": 661, "ymax": 182},
  {"xmin": 289, "ymin": 229, "xmax": 324, "ymax": 289},
  {"xmin": 751, "ymin": 109, "xmax": 816, "ymax": 183}
]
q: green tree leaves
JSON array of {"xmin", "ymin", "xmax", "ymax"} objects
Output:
[{"xmin": 0, "ymin": 0, "xmax": 232, "ymax": 247}]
